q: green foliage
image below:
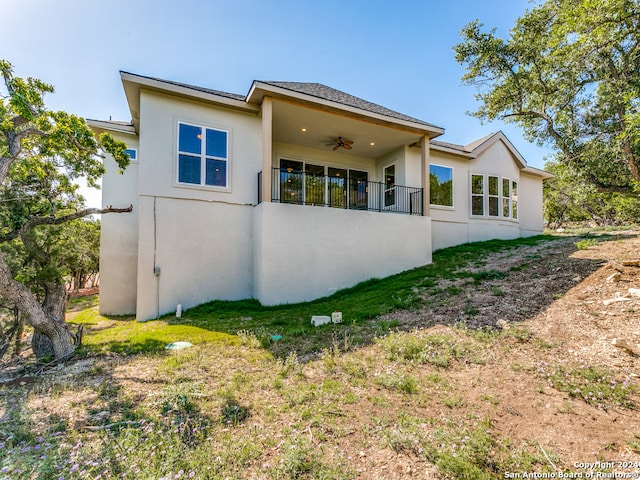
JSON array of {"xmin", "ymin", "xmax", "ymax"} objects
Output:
[
  {"xmin": 455, "ymin": 1, "xmax": 640, "ymax": 192},
  {"xmin": 544, "ymin": 160, "xmax": 640, "ymax": 227},
  {"xmin": 574, "ymin": 238, "xmax": 599, "ymax": 250},
  {"xmin": 378, "ymin": 331, "xmax": 482, "ymax": 368},
  {"xmin": 538, "ymin": 363, "xmax": 636, "ymax": 408}
]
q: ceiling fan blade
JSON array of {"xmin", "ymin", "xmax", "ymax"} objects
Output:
[
  {"xmin": 343, "ymin": 144, "xmax": 352, "ymax": 149},
  {"xmin": 343, "ymin": 140, "xmax": 354, "ymax": 145},
  {"xmin": 326, "ymin": 143, "xmax": 337, "ymax": 146},
  {"xmin": 333, "ymin": 145, "xmax": 340, "ymax": 151}
]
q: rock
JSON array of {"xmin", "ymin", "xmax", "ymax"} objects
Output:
[
  {"xmin": 606, "ymin": 272, "xmax": 622, "ymax": 283},
  {"xmin": 612, "ymin": 338, "xmax": 640, "ymax": 356},
  {"xmin": 496, "ymin": 319, "xmax": 509, "ymax": 329}
]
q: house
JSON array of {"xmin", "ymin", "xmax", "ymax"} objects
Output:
[{"xmin": 88, "ymin": 72, "xmax": 552, "ymax": 321}]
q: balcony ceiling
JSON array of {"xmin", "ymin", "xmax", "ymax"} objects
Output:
[{"xmin": 272, "ymin": 100, "xmax": 424, "ymax": 158}]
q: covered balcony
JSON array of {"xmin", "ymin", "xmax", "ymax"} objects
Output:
[{"xmin": 258, "ymin": 166, "xmax": 423, "ymax": 215}]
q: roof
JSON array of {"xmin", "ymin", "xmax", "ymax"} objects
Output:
[
  {"xmin": 254, "ymin": 81, "xmax": 441, "ymax": 130},
  {"xmin": 122, "ymin": 72, "xmax": 246, "ymax": 102}
]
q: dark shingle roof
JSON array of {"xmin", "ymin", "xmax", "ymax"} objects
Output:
[
  {"xmin": 121, "ymin": 71, "xmax": 245, "ymax": 102},
  {"xmin": 257, "ymin": 81, "xmax": 441, "ymax": 129},
  {"xmin": 431, "ymin": 132, "xmax": 498, "ymax": 153}
]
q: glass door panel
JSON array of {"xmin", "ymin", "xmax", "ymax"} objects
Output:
[
  {"xmin": 280, "ymin": 159, "xmax": 303, "ymax": 204},
  {"xmin": 349, "ymin": 169, "xmax": 368, "ymax": 210},
  {"xmin": 328, "ymin": 167, "xmax": 347, "ymax": 208}
]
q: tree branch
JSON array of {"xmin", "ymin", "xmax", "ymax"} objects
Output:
[{"xmin": 0, "ymin": 205, "xmax": 133, "ymax": 243}]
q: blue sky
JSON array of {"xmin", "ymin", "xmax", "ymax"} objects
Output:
[{"xmin": 2, "ymin": 0, "xmax": 552, "ymax": 206}]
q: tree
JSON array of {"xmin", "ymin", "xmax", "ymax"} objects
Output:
[
  {"xmin": 454, "ymin": 0, "xmax": 640, "ymax": 193},
  {"xmin": 0, "ymin": 60, "xmax": 131, "ymax": 361}
]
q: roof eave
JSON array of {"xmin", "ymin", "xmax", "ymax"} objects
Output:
[
  {"xmin": 521, "ymin": 166, "xmax": 554, "ymax": 179},
  {"xmin": 429, "ymin": 142, "xmax": 476, "ymax": 158},
  {"xmin": 86, "ymin": 119, "xmax": 137, "ymax": 136},
  {"xmin": 120, "ymin": 72, "xmax": 260, "ymax": 129},
  {"xmin": 247, "ymin": 81, "xmax": 445, "ymax": 138}
]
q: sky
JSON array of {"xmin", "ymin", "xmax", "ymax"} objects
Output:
[{"xmin": 1, "ymin": 0, "xmax": 552, "ymax": 207}]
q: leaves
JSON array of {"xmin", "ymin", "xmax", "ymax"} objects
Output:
[{"xmin": 454, "ymin": 0, "xmax": 640, "ymax": 192}]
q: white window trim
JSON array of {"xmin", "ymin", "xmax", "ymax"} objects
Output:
[
  {"xmin": 470, "ymin": 173, "xmax": 485, "ymax": 217},
  {"xmin": 429, "ymin": 163, "xmax": 455, "ymax": 210},
  {"xmin": 175, "ymin": 120, "xmax": 231, "ymax": 192},
  {"xmin": 501, "ymin": 177, "xmax": 512, "ymax": 218},
  {"xmin": 124, "ymin": 147, "xmax": 138, "ymax": 163}
]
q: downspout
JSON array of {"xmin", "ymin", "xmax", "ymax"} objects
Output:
[{"xmin": 153, "ymin": 196, "xmax": 160, "ymax": 319}]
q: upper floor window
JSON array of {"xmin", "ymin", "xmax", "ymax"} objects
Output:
[
  {"xmin": 430, "ymin": 164, "xmax": 453, "ymax": 207},
  {"xmin": 124, "ymin": 148, "xmax": 137, "ymax": 161},
  {"xmin": 384, "ymin": 164, "xmax": 395, "ymax": 207},
  {"xmin": 177, "ymin": 122, "xmax": 228, "ymax": 188}
]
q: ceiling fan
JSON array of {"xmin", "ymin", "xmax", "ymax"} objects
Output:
[{"xmin": 326, "ymin": 137, "xmax": 354, "ymax": 151}]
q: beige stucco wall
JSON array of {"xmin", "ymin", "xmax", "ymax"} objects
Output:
[
  {"xmin": 99, "ymin": 134, "xmax": 139, "ymax": 315},
  {"xmin": 136, "ymin": 196, "xmax": 254, "ymax": 320},
  {"xmin": 518, "ymin": 172, "xmax": 545, "ymax": 236},
  {"xmin": 137, "ymin": 90, "xmax": 262, "ymax": 204},
  {"xmin": 253, "ymin": 202, "xmax": 432, "ymax": 306},
  {"xmin": 427, "ymin": 141, "xmax": 544, "ymax": 251}
]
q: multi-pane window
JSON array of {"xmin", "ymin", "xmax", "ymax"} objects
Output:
[
  {"xmin": 177, "ymin": 122, "xmax": 228, "ymax": 188},
  {"xmin": 430, "ymin": 164, "xmax": 453, "ymax": 207},
  {"xmin": 471, "ymin": 174, "xmax": 484, "ymax": 215},
  {"xmin": 470, "ymin": 174, "xmax": 518, "ymax": 220}
]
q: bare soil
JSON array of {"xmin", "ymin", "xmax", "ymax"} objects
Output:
[{"xmin": 2, "ymin": 232, "xmax": 640, "ymax": 478}]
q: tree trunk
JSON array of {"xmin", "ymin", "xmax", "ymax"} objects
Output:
[{"xmin": 0, "ymin": 250, "xmax": 75, "ymax": 361}]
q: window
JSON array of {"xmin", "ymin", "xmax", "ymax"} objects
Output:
[
  {"xmin": 488, "ymin": 176, "xmax": 499, "ymax": 216},
  {"xmin": 471, "ymin": 174, "xmax": 484, "ymax": 215},
  {"xmin": 384, "ymin": 164, "xmax": 395, "ymax": 207},
  {"xmin": 512, "ymin": 181, "xmax": 518, "ymax": 219},
  {"xmin": 502, "ymin": 178, "xmax": 511, "ymax": 217},
  {"xmin": 430, "ymin": 164, "xmax": 453, "ymax": 207},
  {"xmin": 124, "ymin": 148, "xmax": 137, "ymax": 161},
  {"xmin": 177, "ymin": 122, "xmax": 228, "ymax": 188}
]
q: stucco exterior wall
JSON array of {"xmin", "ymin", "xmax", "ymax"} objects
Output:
[
  {"xmin": 253, "ymin": 202, "xmax": 432, "ymax": 306},
  {"xmin": 137, "ymin": 90, "xmax": 262, "ymax": 204},
  {"xmin": 136, "ymin": 196, "xmax": 254, "ymax": 321},
  {"xmin": 519, "ymin": 172, "xmax": 545, "ymax": 236},
  {"xmin": 99, "ymin": 134, "xmax": 139, "ymax": 315}
]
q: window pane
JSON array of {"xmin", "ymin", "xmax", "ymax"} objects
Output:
[
  {"xmin": 305, "ymin": 164, "xmax": 325, "ymax": 206},
  {"xmin": 328, "ymin": 167, "xmax": 347, "ymax": 208},
  {"xmin": 502, "ymin": 197, "xmax": 510, "ymax": 217},
  {"xmin": 179, "ymin": 124, "xmax": 202, "ymax": 154},
  {"xmin": 489, "ymin": 196, "xmax": 499, "ymax": 216},
  {"xmin": 206, "ymin": 129, "xmax": 227, "ymax": 158},
  {"xmin": 430, "ymin": 165, "xmax": 453, "ymax": 207},
  {"xmin": 472, "ymin": 195, "xmax": 484, "ymax": 215},
  {"xmin": 349, "ymin": 170, "xmax": 368, "ymax": 209},
  {"xmin": 471, "ymin": 175, "xmax": 483, "ymax": 194},
  {"xmin": 384, "ymin": 165, "xmax": 395, "ymax": 189},
  {"xmin": 205, "ymin": 159, "xmax": 226, "ymax": 187},
  {"xmin": 124, "ymin": 148, "xmax": 137, "ymax": 160},
  {"xmin": 488, "ymin": 176, "xmax": 498, "ymax": 196},
  {"xmin": 178, "ymin": 154, "xmax": 201, "ymax": 184},
  {"xmin": 513, "ymin": 201, "xmax": 518, "ymax": 219},
  {"xmin": 502, "ymin": 178, "xmax": 510, "ymax": 197}
]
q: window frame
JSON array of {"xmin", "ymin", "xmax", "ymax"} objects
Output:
[
  {"xmin": 383, "ymin": 163, "xmax": 396, "ymax": 208},
  {"xmin": 124, "ymin": 148, "xmax": 138, "ymax": 162},
  {"xmin": 502, "ymin": 177, "xmax": 511, "ymax": 218},
  {"xmin": 469, "ymin": 173, "xmax": 519, "ymax": 222},
  {"xmin": 429, "ymin": 163, "xmax": 454, "ymax": 209},
  {"xmin": 176, "ymin": 121, "xmax": 230, "ymax": 190},
  {"xmin": 470, "ymin": 173, "xmax": 484, "ymax": 216}
]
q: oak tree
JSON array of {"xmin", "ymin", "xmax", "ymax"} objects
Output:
[
  {"xmin": 0, "ymin": 60, "xmax": 131, "ymax": 361},
  {"xmin": 455, "ymin": 0, "xmax": 640, "ymax": 193}
]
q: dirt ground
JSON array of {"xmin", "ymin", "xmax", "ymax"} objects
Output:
[{"xmin": 2, "ymin": 232, "xmax": 640, "ymax": 479}]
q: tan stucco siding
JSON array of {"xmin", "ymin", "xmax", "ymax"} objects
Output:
[
  {"xmin": 253, "ymin": 202, "xmax": 432, "ymax": 306},
  {"xmin": 519, "ymin": 172, "xmax": 545, "ymax": 236},
  {"xmin": 138, "ymin": 90, "xmax": 262, "ymax": 205},
  {"xmin": 135, "ymin": 196, "xmax": 254, "ymax": 321},
  {"xmin": 99, "ymin": 134, "xmax": 139, "ymax": 315}
]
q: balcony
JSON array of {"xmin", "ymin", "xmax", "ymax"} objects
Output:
[{"xmin": 258, "ymin": 167, "xmax": 423, "ymax": 215}]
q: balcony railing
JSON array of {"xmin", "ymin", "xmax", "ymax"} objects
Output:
[{"xmin": 258, "ymin": 168, "xmax": 423, "ymax": 216}]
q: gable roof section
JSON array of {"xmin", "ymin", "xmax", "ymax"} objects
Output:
[
  {"xmin": 247, "ymin": 80, "xmax": 444, "ymax": 137},
  {"xmin": 252, "ymin": 81, "xmax": 441, "ymax": 130}
]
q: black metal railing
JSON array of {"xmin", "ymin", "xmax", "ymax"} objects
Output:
[{"xmin": 260, "ymin": 167, "xmax": 423, "ymax": 215}]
